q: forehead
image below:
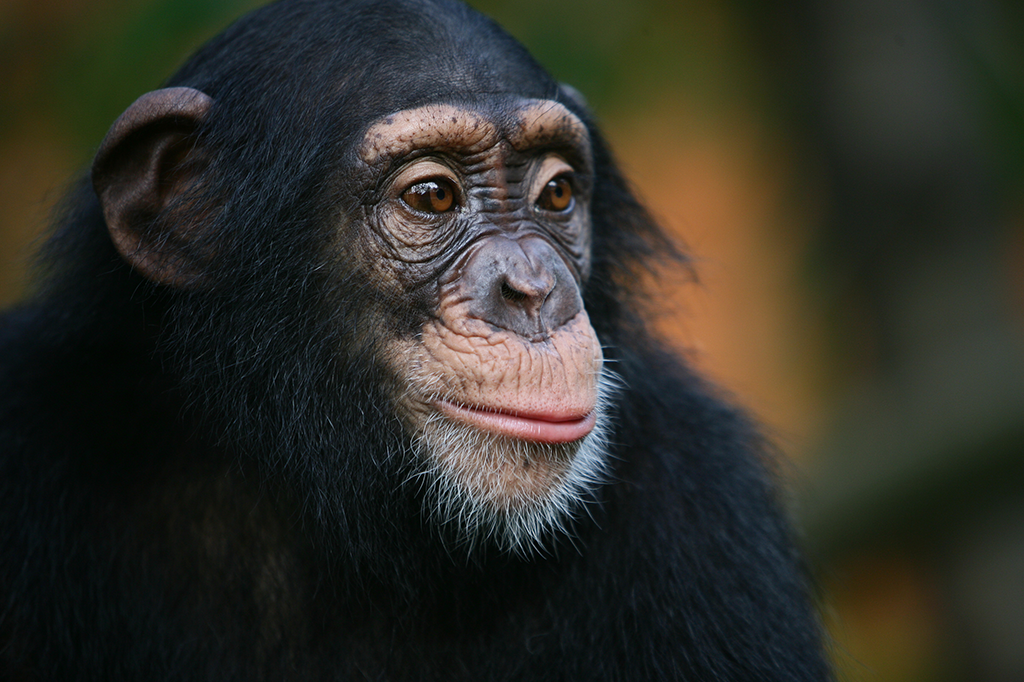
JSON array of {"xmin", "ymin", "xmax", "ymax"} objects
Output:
[{"xmin": 358, "ymin": 99, "xmax": 590, "ymax": 166}]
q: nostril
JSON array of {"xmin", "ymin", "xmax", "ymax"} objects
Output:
[{"xmin": 500, "ymin": 281, "xmax": 529, "ymax": 303}]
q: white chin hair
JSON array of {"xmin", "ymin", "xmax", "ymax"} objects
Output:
[{"xmin": 408, "ymin": 370, "xmax": 621, "ymax": 555}]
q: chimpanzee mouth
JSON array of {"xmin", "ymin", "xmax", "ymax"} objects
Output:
[
  {"xmin": 436, "ymin": 400, "xmax": 596, "ymax": 443},
  {"xmin": 412, "ymin": 370, "xmax": 620, "ymax": 554}
]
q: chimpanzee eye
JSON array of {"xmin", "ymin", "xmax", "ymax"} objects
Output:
[
  {"xmin": 401, "ymin": 179, "xmax": 457, "ymax": 214},
  {"xmin": 537, "ymin": 175, "xmax": 574, "ymax": 212}
]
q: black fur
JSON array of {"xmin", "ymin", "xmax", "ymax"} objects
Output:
[{"xmin": 0, "ymin": 0, "xmax": 831, "ymax": 679}]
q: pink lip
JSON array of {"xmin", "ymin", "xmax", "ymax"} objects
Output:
[{"xmin": 437, "ymin": 401, "xmax": 596, "ymax": 444}]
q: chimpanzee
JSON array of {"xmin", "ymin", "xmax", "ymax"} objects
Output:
[{"xmin": 0, "ymin": 0, "xmax": 831, "ymax": 679}]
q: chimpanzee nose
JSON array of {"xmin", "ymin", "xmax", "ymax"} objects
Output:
[{"xmin": 462, "ymin": 236, "xmax": 582, "ymax": 338}]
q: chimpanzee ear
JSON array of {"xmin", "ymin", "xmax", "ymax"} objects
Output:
[{"xmin": 92, "ymin": 87, "xmax": 215, "ymax": 287}]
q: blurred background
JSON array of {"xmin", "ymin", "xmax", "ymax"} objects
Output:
[{"xmin": 1, "ymin": 0, "xmax": 1022, "ymax": 679}]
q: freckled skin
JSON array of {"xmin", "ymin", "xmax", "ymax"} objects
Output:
[
  {"xmin": 508, "ymin": 101, "xmax": 592, "ymax": 152},
  {"xmin": 360, "ymin": 105, "xmax": 496, "ymax": 166}
]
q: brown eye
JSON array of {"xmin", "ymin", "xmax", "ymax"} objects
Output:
[
  {"xmin": 537, "ymin": 176, "xmax": 573, "ymax": 212},
  {"xmin": 401, "ymin": 179, "xmax": 457, "ymax": 214}
]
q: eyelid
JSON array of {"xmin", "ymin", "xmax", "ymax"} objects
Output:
[
  {"xmin": 403, "ymin": 179, "xmax": 457, "ymax": 214},
  {"xmin": 533, "ymin": 156, "xmax": 576, "ymax": 200},
  {"xmin": 533, "ymin": 156, "xmax": 578, "ymax": 213},
  {"xmin": 392, "ymin": 159, "xmax": 461, "ymax": 200}
]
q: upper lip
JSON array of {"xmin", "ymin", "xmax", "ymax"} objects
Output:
[
  {"xmin": 439, "ymin": 399, "xmax": 590, "ymax": 423},
  {"xmin": 434, "ymin": 398, "xmax": 596, "ymax": 443}
]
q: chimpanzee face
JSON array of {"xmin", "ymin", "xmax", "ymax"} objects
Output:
[{"xmin": 352, "ymin": 98, "xmax": 613, "ymax": 551}]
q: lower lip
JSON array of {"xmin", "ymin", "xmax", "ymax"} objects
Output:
[{"xmin": 437, "ymin": 401, "xmax": 596, "ymax": 444}]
